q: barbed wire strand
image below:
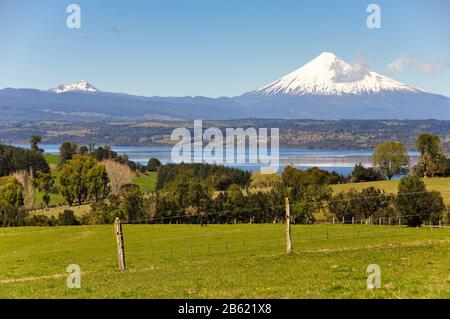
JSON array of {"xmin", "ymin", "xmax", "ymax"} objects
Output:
[
  {"xmin": 123, "ymin": 189, "xmax": 448, "ymax": 224},
  {"xmin": 1, "ymin": 214, "xmax": 447, "ymax": 270}
]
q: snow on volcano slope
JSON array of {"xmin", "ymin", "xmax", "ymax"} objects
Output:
[
  {"xmin": 51, "ymin": 80, "xmax": 98, "ymax": 93},
  {"xmin": 252, "ymin": 52, "xmax": 422, "ymax": 96}
]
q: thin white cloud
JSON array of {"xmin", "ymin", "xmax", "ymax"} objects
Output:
[
  {"xmin": 388, "ymin": 56, "xmax": 413, "ymax": 73},
  {"xmin": 332, "ymin": 53, "xmax": 371, "ymax": 82},
  {"xmin": 419, "ymin": 61, "xmax": 450, "ymax": 74},
  {"xmin": 387, "ymin": 56, "xmax": 449, "ymax": 76}
]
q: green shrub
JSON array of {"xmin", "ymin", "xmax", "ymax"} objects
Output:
[{"xmin": 57, "ymin": 210, "xmax": 79, "ymax": 226}]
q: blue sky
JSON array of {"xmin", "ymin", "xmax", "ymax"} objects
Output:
[{"xmin": 0, "ymin": 0, "xmax": 449, "ymax": 97}]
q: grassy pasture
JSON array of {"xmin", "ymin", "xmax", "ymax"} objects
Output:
[
  {"xmin": 43, "ymin": 153, "xmax": 61, "ymax": 166},
  {"xmin": 132, "ymin": 172, "xmax": 158, "ymax": 192},
  {"xmin": 331, "ymin": 177, "xmax": 450, "ymax": 205},
  {"xmin": 0, "ymin": 224, "xmax": 449, "ymax": 298}
]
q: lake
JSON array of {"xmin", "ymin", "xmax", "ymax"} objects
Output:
[{"xmin": 16, "ymin": 144, "xmax": 419, "ymax": 177}]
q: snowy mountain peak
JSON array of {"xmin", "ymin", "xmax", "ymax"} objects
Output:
[
  {"xmin": 252, "ymin": 52, "xmax": 423, "ymax": 96},
  {"xmin": 309, "ymin": 51, "xmax": 339, "ymax": 65},
  {"xmin": 51, "ymin": 80, "xmax": 98, "ymax": 93}
]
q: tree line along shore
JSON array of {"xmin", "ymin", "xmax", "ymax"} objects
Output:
[{"xmin": 1, "ymin": 133, "xmax": 449, "ymax": 227}]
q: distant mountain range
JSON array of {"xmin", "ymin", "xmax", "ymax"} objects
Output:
[{"xmin": 1, "ymin": 52, "xmax": 450, "ymax": 121}]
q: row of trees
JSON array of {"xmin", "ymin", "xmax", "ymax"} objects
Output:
[
  {"xmin": 1, "ymin": 159, "xmax": 446, "ymax": 227},
  {"xmin": 370, "ymin": 133, "xmax": 450, "ymax": 181},
  {"xmin": 328, "ymin": 177, "xmax": 445, "ymax": 227},
  {"xmin": 58, "ymin": 141, "xmax": 161, "ymax": 173},
  {"xmin": 142, "ymin": 165, "xmax": 445, "ymax": 226},
  {"xmin": 20, "ymin": 210, "xmax": 80, "ymax": 227},
  {"xmin": 156, "ymin": 163, "xmax": 251, "ymax": 191}
]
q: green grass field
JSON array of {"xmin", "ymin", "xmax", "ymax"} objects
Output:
[
  {"xmin": 35, "ymin": 191, "xmax": 66, "ymax": 207},
  {"xmin": 43, "ymin": 153, "xmax": 61, "ymax": 166},
  {"xmin": 132, "ymin": 172, "xmax": 157, "ymax": 192},
  {"xmin": 331, "ymin": 177, "xmax": 450, "ymax": 205},
  {"xmin": 1, "ymin": 224, "xmax": 449, "ymax": 298},
  {"xmin": 11, "ymin": 157, "xmax": 448, "ymax": 298}
]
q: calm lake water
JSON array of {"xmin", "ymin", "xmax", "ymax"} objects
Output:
[{"xmin": 16, "ymin": 144, "xmax": 419, "ymax": 177}]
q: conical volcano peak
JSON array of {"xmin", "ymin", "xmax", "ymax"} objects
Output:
[
  {"xmin": 312, "ymin": 51, "xmax": 339, "ymax": 62},
  {"xmin": 250, "ymin": 52, "xmax": 421, "ymax": 96}
]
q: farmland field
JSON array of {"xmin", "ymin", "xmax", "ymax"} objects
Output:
[
  {"xmin": 1, "ymin": 224, "xmax": 449, "ymax": 298},
  {"xmin": 331, "ymin": 177, "xmax": 450, "ymax": 205}
]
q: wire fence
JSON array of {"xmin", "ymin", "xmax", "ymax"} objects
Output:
[
  {"xmin": 123, "ymin": 189, "xmax": 450, "ymax": 226},
  {"xmin": 0, "ymin": 223, "xmax": 425, "ymax": 267},
  {"xmin": 0, "ymin": 220, "xmax": 449, "ymax": 280},
  {"xmin": 124, "ymin": 220, "xmax": 450, "ymax": 258},
  {"xmin": 113, "ymin": 189, "xmax": 450, "ymax": 268},
  {"xmin": 1, "ymin": 189, "xmax": 450, "ymax": 279}
]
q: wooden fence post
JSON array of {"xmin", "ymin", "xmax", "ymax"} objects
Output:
[
  {"xmin": 114, "ymin": 217, "xmax": 126, "ymax": 271},
  {"xmin": 285, "ymin": 197, "xmax": 292, "ymax": 254}
]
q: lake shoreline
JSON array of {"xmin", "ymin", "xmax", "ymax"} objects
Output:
[{"xmin": 12, "ymin": 144, "xmax": 419, "ymax": 176}]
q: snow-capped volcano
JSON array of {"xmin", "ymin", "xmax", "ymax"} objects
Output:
[
  {"xmin": 251, "ymin": 52, "xmax": 422, "ymax": 96},
  {"xmin": 51, "ymin": 80, "xmax": 98, "ymax": 93},
  {"xmin": 235, "ymin": 52, "xmax": 450, "ymax": 119}
]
